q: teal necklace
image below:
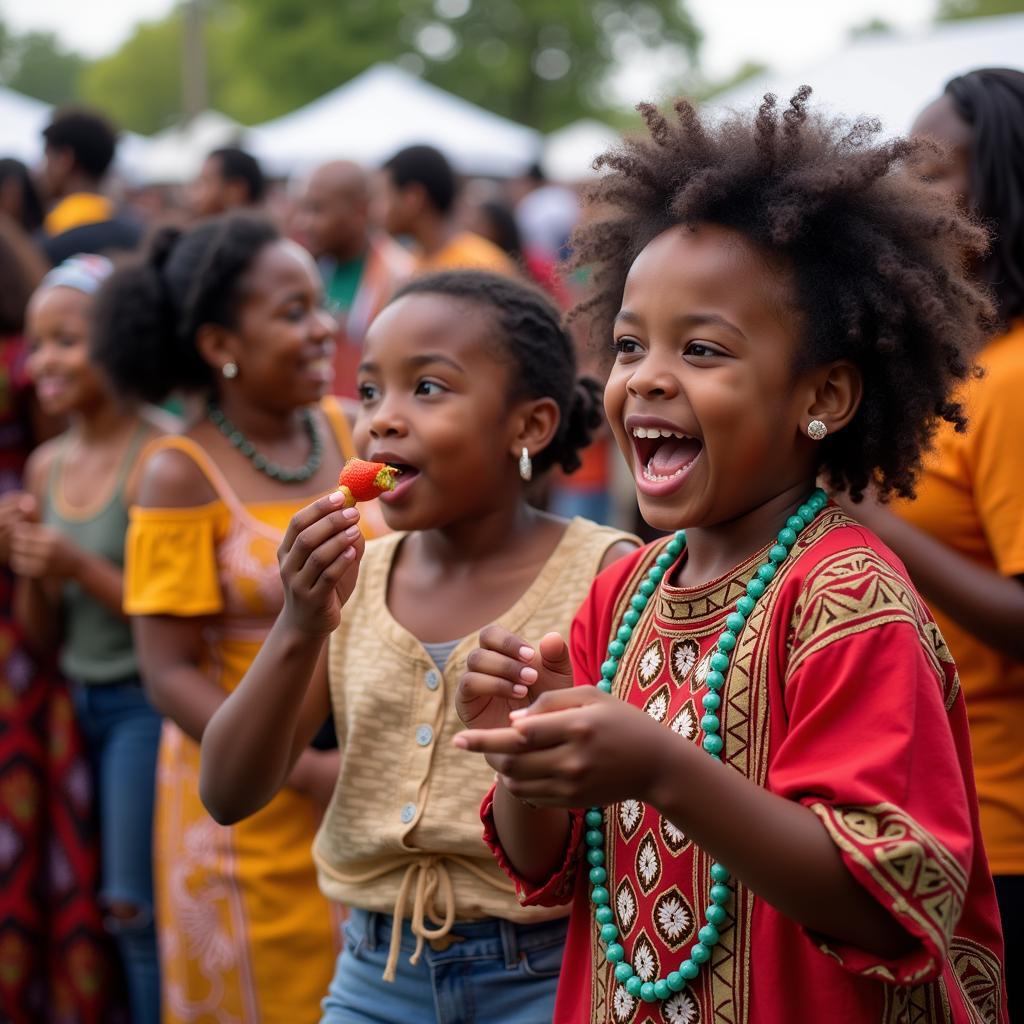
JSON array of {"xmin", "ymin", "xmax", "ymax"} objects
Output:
[
  {"xmin": 587, "ymin": 487, "xmax": 827, "ymax": 1006},
  {"xmin": 207, "ymin": 399, "xmax": 323, "ymax": 483}
]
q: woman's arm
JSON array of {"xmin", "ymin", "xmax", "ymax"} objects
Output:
[
  {"xmin": 199, "ymin": 491, "xmax": 365, "ymax": 824},
  {"xmin": 845, "ymin": 499, "xmax": 1024, "ymax": 660}
]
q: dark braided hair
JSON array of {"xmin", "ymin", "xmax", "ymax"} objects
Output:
[
  {"xmin": 91, "ymin": 213, "xmax": 279, "ymax": 403},
  {"xmin": 570, "ymin": 87, "xmax": 994, "ymax": 501},
  {"xmin": 389, "ymin": 270, "xmax": 601, "ymax": 475},
  {"xmin": 945, "ymin": 67, "xmax": 1024, "ymax": 325}
]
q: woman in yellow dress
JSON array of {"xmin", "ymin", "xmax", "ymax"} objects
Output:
[{"xmin": 92, "ymin": 214, "xmax": 373, "ymax": 1022}]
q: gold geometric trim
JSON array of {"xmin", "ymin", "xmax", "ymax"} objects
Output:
[{"xmin": 810, "ymin": 802, "xmax": 967, "ymax": 970}]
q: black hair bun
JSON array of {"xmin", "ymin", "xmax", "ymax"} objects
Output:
[{"xmin": 557, "ymin": 376, "xmax": 604, "ymax": 474}]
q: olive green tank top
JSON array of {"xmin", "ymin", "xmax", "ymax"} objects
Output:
[{"xmin": 44, "ymin": 425, "xmax": 149, "ymax": 683}]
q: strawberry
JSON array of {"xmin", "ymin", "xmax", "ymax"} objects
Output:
[{"xmin": 336, "ymin": 458, "xmax": 398, "ymax": 506}]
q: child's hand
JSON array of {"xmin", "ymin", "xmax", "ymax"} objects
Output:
[
  {"xmin": 9, "ymin": 522, "xmax": 79, "ymax": 579},
  {"xmin": 278, "ymin": 492, "xmax": 365, "ymax": 637},
  {"xmin": 457, "ymin": 628, "xmax": 574, "ymax": 731},
  {"xmin": 454, "ymin": 687, "xmax": 679, "ymax": 809},
  {"xmin": 0, "ymin": 492, "xmax": 38, "ymax": 563}
]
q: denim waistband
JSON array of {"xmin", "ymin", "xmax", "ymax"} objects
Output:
[{"xmin": 347, "ymin": 907, "xmax": 568, "ymax": 969}]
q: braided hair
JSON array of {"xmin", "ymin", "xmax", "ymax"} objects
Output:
[
  {"xmin": 390, "ymin": 270, "xmax": 601, "ymax": 475},
  {"xmin": 945, "ymin": 67, "xmax": 1024, "ymax": 325},
  {"xmin": 92, "ymin": 214, "xmax": 279, "ymax": 403},
  {"xmin": 569, "ymin": 88, "xmax": 994, "ymax": 501}
]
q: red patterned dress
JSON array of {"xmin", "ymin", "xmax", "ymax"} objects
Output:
[
  {"xmin": 484, "ymin": 504, "xmax": 1007, "ymax": 1023},
  {"xmin": 0, "ymin": 335, "xmax": 120, "ymax": 1022}
]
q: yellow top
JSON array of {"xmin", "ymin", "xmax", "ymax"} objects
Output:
[
  {"xmin": 315, "ymin": 517, "xmax": 635, "ymax": 979},
  {"xmin": 892, "ymin": 320, "xmax": 1024, "ymax": 874},
  {"xmin": 44, "ymin": 192, "xmax": 116, "ymax": 236},
  {"xmin": 415, "ymin": 230, "xmax": 517, "ymax": 276},
  {"xmin": 122, "ymin": 398, "xmax": 365, "ymax": 1022}
]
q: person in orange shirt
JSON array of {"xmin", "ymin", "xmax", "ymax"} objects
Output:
[
  {"xmin": 839, "ymin": 68, "xmax": 1024, "ymax": 1021},
  {"xmin": 377, "ymin": 145, "xmax": 515, "ymax": 276}
]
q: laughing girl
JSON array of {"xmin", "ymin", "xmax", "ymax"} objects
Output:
[{"xmin": 455, "ymin": 90, "xmax": 1008, "ymax": 1023}]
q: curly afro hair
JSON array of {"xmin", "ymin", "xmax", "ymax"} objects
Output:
[
  {"xmin": 569, "ymin": 87, "xmax": 994, "ymax": 501},
  {"xmin": 389, "ymin": 270, "xmax": 601, "ymax": 475}
]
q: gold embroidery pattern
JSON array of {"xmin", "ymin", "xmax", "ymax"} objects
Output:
[
  {"xmin": 810, "ymin": 802, "xmax": 967, "ymax": 970},
  {"xmin": 920, "ymin": 620, "xmax": 960, "ymax": 710},
  {"xmin": 785, "ymin": 544, "xmax": 959, "ymax": 713},
  {"xmin": 786, "ymin": 547, "xmax": 919, "ymax": 678},
  {"xmin": 882, "ymin": 979, "xmax": 952, "ymax": 1024},
  {"xmin": 948, "ymin": 937, "xmax": 1003, "ymax": 1024}
]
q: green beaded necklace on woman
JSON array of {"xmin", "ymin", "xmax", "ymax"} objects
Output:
[
  {"xmin": 587, "ymin": 487, "xmax": 828, "ymax": 1007},
  {"xmin": 207, "ymin": 398, "xmax": 323, "ymax": 484}
]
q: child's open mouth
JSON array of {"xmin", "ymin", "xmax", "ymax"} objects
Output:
[
  {"xmin": 374, "ymin": 461, "xmax": 420, "ymax": 503},
  {"xmin": 630, "ymin": 425, "xmax": 703, "ymax": 495}
]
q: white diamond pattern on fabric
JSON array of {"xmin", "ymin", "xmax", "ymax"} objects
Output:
[
  {"xmin": 662, "ymin": 989, "xmax": 701, "ymax": 1023},
  {"xmin": 638, "ymin": 639, "xmax": 664, "ymax": 688},
  {"xmin": 669, "ymin": 637, "xmax": 699, "ymax": 686},
  {"xmin": 618, "ymin": 799, "xmax": 643, "ymax": 841},
  {"xmin": 615, "ymin": 875, "xmax": 639, "ymax": 935},
  {"xmin": 644, "ymin": 683, "xmax": 671, "ymax": 723},
  {"xmin": 635, "ymin": 831, "xmax": 662, "ymax": 895}
]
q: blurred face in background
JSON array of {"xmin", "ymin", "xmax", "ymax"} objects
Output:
[
  {"xmin": 189, "ymin": 154, "xmax": 256, "ymax": 219},
  {"xmin": 40, "ymin": 144, "xmax": 74, "ymax": 202},
  {"xmin": 295, "ymin": 161, "xmax": 370, "ymax": 262},
  {"xmin": 375, "ymin": 169, "xmax": 418, "ymax": 239},
  {"xmin": 910, "ymin": 94, "xmax": 973, "ymax": 210}
]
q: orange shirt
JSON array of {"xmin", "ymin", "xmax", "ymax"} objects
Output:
[
  {"xmin": 415, "ymin": 231, "xmax": 516, "ymax": 276},
  {"xmin": 892, "ymin": 320, "xmax": 1024, "ymax": 874}
]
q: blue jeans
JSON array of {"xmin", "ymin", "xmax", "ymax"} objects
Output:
[
  {"xmin": 72, "ymin": 679, "xmax": 162, "ymax": 1024},
  {"xmin": 321, "ymin": 908, "xmax": 566, "ymax": 1023}
]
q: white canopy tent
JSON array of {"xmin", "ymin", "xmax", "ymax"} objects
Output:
[
  {"xmin": 131, "ymin": 110, "xmax": 245, "ymax": 185},
  {"xmin": 0, "ymin": 86, "xmax": 53, "ymax": 164},
  {"xmin": 707, "ymin": 12, "xmax": 1024, "ymax": 134},
  {"xmin": 0, "ymin": 85, "xmax": 152, "ymax": 180},
  {"xmin": 248, "ymin": 63, "xmax": 541, "ymax": 178},
  {"xmin": 542, "ymin": 119, "xmax": 620, "ymax": 184}
]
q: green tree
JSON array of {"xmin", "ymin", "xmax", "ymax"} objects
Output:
[
  {"xmin": 936, "ymin": 0, "xmax": 1024, "ymax": 18},
  {"xmin": 80, "ymin": 0, "xmax": 700, "ymax": 134},
  {"xmin": 0, "ymin": 23, "xmax": 84, "ymax": 106}
]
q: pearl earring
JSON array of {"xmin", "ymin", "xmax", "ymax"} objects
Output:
[
  {"xmin": 807, "ymin": 419, "xmax": 828, "ymax": 441},
  {"xmin": 519, "ymin": 447, "xmax": 533, "ymax": 482},
  {"xmin": 222, "ymin": 362, "xmax": 238, "ymax": 380}
]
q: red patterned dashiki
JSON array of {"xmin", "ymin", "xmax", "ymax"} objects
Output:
[{"xmin": 483, "ymin": 505, "xmax": 1007, "ymax": 1024}]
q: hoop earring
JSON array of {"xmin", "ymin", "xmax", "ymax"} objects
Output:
[
  {"xmin": 222, "ymin": 362, "xmax": 238, "ymax": 380},
  {"xmin": 519, "ymin": 447, "xmax": 533, "ymax": 482},
  {"xmin": 807, "ymin": 419, "xmax": 828, "ymax": 441}
]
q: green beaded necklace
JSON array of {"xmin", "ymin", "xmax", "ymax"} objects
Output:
[
  {"xmin": 207, "ymin": 399, "xmax": 323, "ymax": 483},
  {"xmin": 587, "ymin": 487, "xmax": 828, "ymax": 1007}
]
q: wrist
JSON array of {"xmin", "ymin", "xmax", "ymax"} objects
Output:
[{"xmin": 643, "ymin": 726, "xmax": 699, "ymax": 816}]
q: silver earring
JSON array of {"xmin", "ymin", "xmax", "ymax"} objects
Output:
[
  {"xmin": 222, "ymin": 362, "xmax": 238, "ymax": 380},
  {"xmin": 519, "ymin": 447, "xmax": 533, "ymax": 482},
  {"xmin": 807, "ymin": 419, "xmax": 828, "ymax": 441}
]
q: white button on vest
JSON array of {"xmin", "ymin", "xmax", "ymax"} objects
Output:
[
  {"xmin": 415, "ymin": 725, "xmax": 433, "ymax": 747},
  {"xmin": 400, "ymin": 802, "xmax": 416, "ymax": 824},
  {"xmin": 424, "ymin": 669, "xmax": 440, "ymax": 690}
]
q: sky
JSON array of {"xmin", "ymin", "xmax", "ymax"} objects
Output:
[{"xmin": 1, "ymin": 0, "xmax": 938, "ymax": 79}]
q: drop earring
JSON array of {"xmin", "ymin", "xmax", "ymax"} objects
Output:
[
  {"xmin": 222, "ymin": 361, "xmax": 238, "ymax": 380},
  {"xmin": 807, "ymin": 419, "xmax": 828, "ymax": 441},
  {"xmin": 519, "ymin": 447, "xmax": 533, "ymax": 482}
]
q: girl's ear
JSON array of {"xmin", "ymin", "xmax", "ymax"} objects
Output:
[
  {"xmin": 509, "ymin": 396, "xmax": 561, "ymax": 464},
  {"xmin": 195, "ymin": 322, "xmax": 242, "ymax": 380},
  {"xmin": 803, "ymin": 360, "xmax": 863, "ymax": 436}
]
